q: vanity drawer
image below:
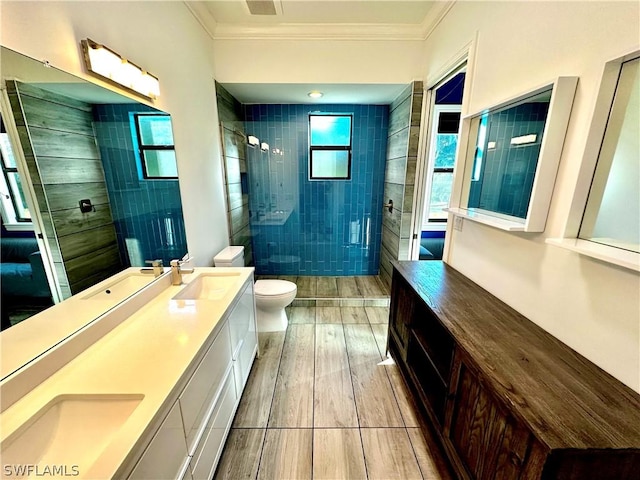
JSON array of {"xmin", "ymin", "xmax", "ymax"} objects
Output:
[
  {"xmin": 189, "ymin": 370, "xmax": 237, "ymax": 480},
  {"xmin": 129, "ymin": 401, "xmax": 189, "ymax": 480},
  {"xmin": 179, "ymin": 321, "xmax": 232, "ymax": 452}
]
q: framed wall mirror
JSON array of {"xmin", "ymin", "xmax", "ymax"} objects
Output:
[
  {"xmin": 0, "ymin": 46, "xmax": 187, "ymax": 363},
  {"xmin": 450, "ymin": 76, "xmax": 578, "ymax": 232},
  {"xmin": 579, "ymin": 55, "xmax": 639, "ymax": 253},
  {"xmin": 547, "ymin": 50, "xmax": 639, "ymax": 272}
]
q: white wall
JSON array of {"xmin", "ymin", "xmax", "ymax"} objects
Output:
[
  {"xmin": 1, "ymin": 1, "xmax": 228, "ymax": 266},
  {"xmin": 213, "ymin": 38, "xmax": 424, "ymax": 84},
  {"xmin": 424, "ymin": 1, "xmax": 640, "ymax": 390}
]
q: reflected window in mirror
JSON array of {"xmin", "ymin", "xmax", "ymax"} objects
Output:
[
  {"xmin": 133, "ymin": 113, "xmax": 178, "ymax": 179},
  {"xmin": 0, "ymin": 115, "xmax": 31, "ymax": 228},
  {"xmin": 579, "ymin": 56, "xmax": 639, "ymax": 253}
]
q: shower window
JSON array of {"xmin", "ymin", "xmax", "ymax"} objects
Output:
[
  {"xmin": 134, "ymin": 113, "xmax": 178, "ymax": 179},
  {"xmin": 309, "ymin": 114, "xmax": 352, "ymax": 180}
]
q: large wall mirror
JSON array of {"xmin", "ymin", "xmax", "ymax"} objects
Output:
[
  {"xmin": 451, "ymin": 76, "xmax": 577, "ymax": 232},
  {"xmin": 579, "ymin": 55, "xmax": 639, "ymax": 253},
  {"xmin": 0, "ymin": 46, "xmax": 188, "ymax": 333}
]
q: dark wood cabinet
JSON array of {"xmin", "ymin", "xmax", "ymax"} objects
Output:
[{"xmin": 388, "ymin": 261, "xmax": 640, "ymax": 480}]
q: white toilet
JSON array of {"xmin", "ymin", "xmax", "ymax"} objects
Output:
[{"xmin": 214, "ymin": 246, "xmax": 297, "ymax": 332}]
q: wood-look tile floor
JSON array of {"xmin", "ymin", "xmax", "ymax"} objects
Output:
[
  {"xmin": 214, "ymin": 306, "xmax": 453, "ymax": 480},
  {"xmin": 257, "ymin": 276, "xmax": 390, "ymax": 299}
]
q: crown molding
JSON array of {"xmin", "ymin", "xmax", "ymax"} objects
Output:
[
  {"xmin": 211, "ymin": 22, "xmax": 427, "ymax": 41},
  {"xmin": 420, "ymin": 1, "xmax": 456, "ymax": 41},
  {"xmin": 186, "ymin": 0, "xmax": 455, "ymax": 42},
  {"xmin": 184, "ymin": 1, "xmax": 217, "ymax": 41}
]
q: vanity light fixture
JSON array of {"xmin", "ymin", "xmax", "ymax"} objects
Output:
[
  {"xmin": 80, "ymin": 39, "xmax": 160, "ymax": 100},
  {"xmin": 308, "ymin": 91, "xmax": 323, "ymax": 99},
  {"xmin": 247, "ymin": 135, "xmax": 260, "ymax": 148},
  {"xmin": 260, "ymin": 142, "xmax": 270, "ymax": 152}
]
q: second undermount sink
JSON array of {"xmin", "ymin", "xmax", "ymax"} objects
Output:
[
  {"xmin": 172, "ymin": 273, "xmax": 242, "ymax": 301},
  {"xmin": 82, "ymin": 273, "xmax": 158, "ymax": 303},
  {"xmin": 1, "ymin": 394, "xmax": 143, "ymax": 469}
]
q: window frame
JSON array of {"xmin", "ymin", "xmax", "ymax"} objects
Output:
[
  {"xmin": 0, "ymin": 116, "xmax": 32, "ymax": 227},
  {"xmin": 422, "ymin": 105, "xmax": 461, "ymax": 229},
  {"xmin": 308, "ymin": 113, "xmax": 353, "ymax": 181},
  {"xmin": 133, "ymin": 113, "xmax": 178, "ymax": 180}
]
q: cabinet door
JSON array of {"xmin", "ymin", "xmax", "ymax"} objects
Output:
[
  {"xmin": 179, "ymin": 321, "xmax": 232, "ymax": 452},
  {"xmin": 233, "ymin": 327, "xmax": 257, "ymax": 397},
  {"xmin": 389, "ymin": 270, "xmax": 414, "ymax": 359},
  {"xmin": 228, "ymin": 281, "xmax": 255, "ymax": 360},
  {"xmin": 129, "ymin": 401, "xmax": 189, "ymax": 480},
  {"xmin": 449, "ymin": 363, "xmax": 532, "ymax": 480}
]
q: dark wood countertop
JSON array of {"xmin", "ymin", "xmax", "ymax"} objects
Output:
[{"xmin": 392, "ymin": 260, "xmax": 640, "ymax": 451}]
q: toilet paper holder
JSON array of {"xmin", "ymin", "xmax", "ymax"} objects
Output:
[{"xmin": 383, "ymin": 199, "xmax": 393, "ymax": 213}]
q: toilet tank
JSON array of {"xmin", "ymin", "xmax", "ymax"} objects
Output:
[{"xmin": 214, "ymin": 246, "xmax": 245, "ymax": 267}]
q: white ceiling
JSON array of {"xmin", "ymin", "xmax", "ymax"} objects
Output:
[
  {"xmin": 222, "ymin": 82, "xmax": 408, "ymax": 104},
  {"xmin": 201, "ymin": 0, "xmax": 437, "ymax": 25}
]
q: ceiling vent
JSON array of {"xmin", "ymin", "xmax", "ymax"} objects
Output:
[{"xmin": 246, "ymin": 0, "xmax": 277, "ymax": 15}]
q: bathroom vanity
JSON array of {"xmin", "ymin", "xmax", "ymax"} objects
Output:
[
  {"xmin": 388, "ymin": 261, "xmax": 640, "ymax": 480},
  {"xmin": 0, "ymin": 267, "xmax": 257, "ymax": 480}
]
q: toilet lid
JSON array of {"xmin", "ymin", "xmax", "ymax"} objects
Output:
[{"xmin": 255, "ymin": 280, "xmax": 297, "ymax": 297}]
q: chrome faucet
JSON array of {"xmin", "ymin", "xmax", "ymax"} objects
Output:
[
  {"xmin": 140, "ymin": 259, "xmax": 163, "ymax": 277},
  {"xmin": 170, "ymin": 254, "xmax": 195, "ymax": 285}
]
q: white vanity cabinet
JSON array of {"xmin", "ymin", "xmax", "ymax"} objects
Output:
[{"xmin": 127, "ymin": 275, "xmax": 258, "ymax": 480}]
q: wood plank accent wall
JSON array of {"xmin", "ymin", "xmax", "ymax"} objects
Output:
[
  {"xmin": 380, "ymin": 81, "xmax": 423, "ymax": 289},
  {"xmin": 7, "ymin": 81, "xmax": 122, "ymax": 297},
  {"xmin": 215, "ymin": 82, "xmax": 253, "ymax": 266}
]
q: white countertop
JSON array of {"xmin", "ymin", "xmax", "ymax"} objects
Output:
[
  {"xmin": 0, "ymin": 267, "xmax": 254, "ymax": 479},
  {"xmin": 0, "ymin": 268, "xmax": 164, "ymax": 380}
]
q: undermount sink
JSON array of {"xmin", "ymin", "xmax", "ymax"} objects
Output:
[
  {"xmin": 82, "ymin": 273, "xmax": 157, "ymax": 302},
  {"xmin": 172, "ymin": 273, "xmax": 242, "ymax": 301},
  {"xmin": 1, "ymin": 394, "xmax": 143, "ymax": 469}
]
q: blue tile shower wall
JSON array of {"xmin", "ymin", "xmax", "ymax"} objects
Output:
[
  {"xmin": 244, "ymin": 104, "xmax": 389, "ymax": 276},
  {"xmin": 93, "ymin": 104, "xmax": 187, "ymax": 267}
]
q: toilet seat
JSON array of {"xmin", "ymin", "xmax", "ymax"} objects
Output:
[{"xmin": 255, "ymin": 280, "xmax": 297, "ymax": 299}]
